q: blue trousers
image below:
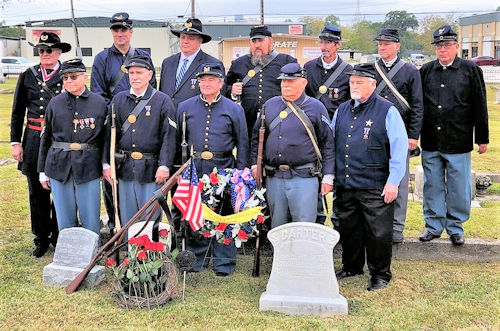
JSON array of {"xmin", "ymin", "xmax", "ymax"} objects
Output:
[
  {"xmin": 266, "ymin": 176, "xmax": 318, "ymax": 228},
  {"xmin": 50, "ymin": 176, "xmax": 101, "ymax": 235},
  {"xmin": 422, "ymin": 151, "xmax": 472, "ymax": 236},
  {"xmin": 118, "ymin": 180, "xmax": 161, "ymax": 227}
]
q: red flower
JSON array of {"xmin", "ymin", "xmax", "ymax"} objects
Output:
[
  {"xmin": 135, "ymin": 235, "xmax": 151, "ymax": 246},
  {"xmin": 238, "ymin": 230, "xmax": 249, "ymax": 240},
  {"xmin": 257, "ymin": 215, "xmax": 265, "ymax": 224},
  {"xmin": 137, "ymin": 250, "xmax": 147, "ymax": 261},
  {"xmin": 202, "ymin": 231, "xmax": 211, "ymax": 238},
  {"xmin": 123, "ymin": 257, "xmax": 129, "ymax": 266},
  {"xmin": 144, "ymin": 242, "xmax": 154, "ymax": 251},
  {"xmin": 153, "ymin": 242, "xmax": 165, "ymax": 252},
  {"xmin": 106, "ymin": 258, "xmax": 116, "ymax": 268},
  {"xmin": 215, "ymin": 223, "xmax": 228, "ymax": 231},
  {"xmin": 159, "ymin": 229, "xmax": 168, "ymax": 238},
  {"xmin": 128, "ymin": 237, "xmax": 136, "ymax": 245},
  {"xmin": 223, "ymin": 237, "xmax": 233, "ymax": 245},
  {"xmin": 209, "ymin": 172, "xmax": 219, "ymax": 185}
]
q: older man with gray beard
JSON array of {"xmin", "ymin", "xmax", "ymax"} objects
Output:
[{"xmin": 225, "ymin": 25, "xmax": 297, "ymax": 138}]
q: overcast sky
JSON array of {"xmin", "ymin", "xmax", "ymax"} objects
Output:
[{"xmin": 1, "ymin": 0, "xmax": 497, "ymax": 26}]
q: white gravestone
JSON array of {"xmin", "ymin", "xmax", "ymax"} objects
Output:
[
  {"xmin": 259, "ymin": 223, "xmax": 348, "ymax": 316},
  {"xmin": 43, "ymin": 227, "xmax": 104, "ymax": 288}
]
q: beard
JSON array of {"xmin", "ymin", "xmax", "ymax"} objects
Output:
[
  {"xmin": 251, "ymin": 53, "xmax": 271, "ymax": 66},
  {"xmin": 350, "ymin": 91, "xmax": 361, "ymax": 100}
]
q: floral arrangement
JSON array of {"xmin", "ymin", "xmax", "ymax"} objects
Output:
[
  {"xmin": 198, "ymin": 167, "xmax": 266, "ymax": 247},
  {"xmin": 106, "ymin": 231, "xmax": 178, "ymax": 309}
]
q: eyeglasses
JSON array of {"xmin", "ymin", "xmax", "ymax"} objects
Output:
[
  {"xmin": 38, "ymin": 48, "xmax": 53, "ymax": 54},
  {"xmin": 62, "ymin": 73, "xmax": 84, "ymax": 81},
  {"xmin": 318, "ymin": 40, "xmax": 338, "ymax": 45},
  {"xmin": 435, "ymin": 42, "xmax": 457, "ymax": 49}
]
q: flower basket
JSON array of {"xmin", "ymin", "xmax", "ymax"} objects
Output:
[{"xmin": 107, "ymin": 235, "xmax": 179, "ymax": 309}]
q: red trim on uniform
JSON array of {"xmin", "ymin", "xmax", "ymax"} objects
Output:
[
  {"xmin": 27, "ymin": 117, "xmax": 45, "ymax": 123},
  {"xmin": 27, "ymin": 124, "xmax": 43, "ymax": 131}
]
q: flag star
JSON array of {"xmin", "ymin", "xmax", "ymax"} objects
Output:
[{"xmin": 365, "ymin": 119, "xmax": 373, "ymax": 127}]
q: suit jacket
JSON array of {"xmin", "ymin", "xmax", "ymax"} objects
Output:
[{"xmin": 159, "ymin": 50, "xmax": 224, "ymax": 108}]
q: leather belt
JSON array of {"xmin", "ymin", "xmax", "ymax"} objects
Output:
[
  {"xmin": 51, "ymin": 141, "xmax": 99, "ymax": 151},
  {"xmin": 192, "ymin": 150, "xmax": 232, "ymax": 160},
  {"xmin": 265, "ymin": 162, "xmax": 316, "ymax": 172},
  {"xmin": 27, "ymin": 117, "xmax": 44, "ymax": 131},
  {"xmin": 119, "ymin": 149, "xmax": 158, "ymax": 160}
]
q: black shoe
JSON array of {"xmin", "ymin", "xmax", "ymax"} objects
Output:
[
  {"xmin": 450, "ymin": 234, "xmax": 465, "ymax": 246},
  {"xmin": 336, "ymin": 270, "xmax": 363, "ymax": 280},
  {"xmin": 392, "ymin": 231, "xmax": 404, "ymax": 244},
  {"xmin": 215, "ymin": 271, "xmax": 229, "ymax": 277},
  {"xmin": 419, "ymin": 230, "xmax": 440, "ymax": 242},
  {"xmin": 31, "ymin": 245, "xmax": 49, "ymax": 258},
  {"xmin": 367, "ymin": 278, "xmax": 389, "ymax": 291}
]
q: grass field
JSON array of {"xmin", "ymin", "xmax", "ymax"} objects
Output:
[{"xmin": 0, "ymin": 78, "xmax": 499, "ymax": 329}]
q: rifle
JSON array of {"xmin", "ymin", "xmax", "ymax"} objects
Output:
[
  {"xmin": 252, "ymin": 106, "xmax": 266, "ymax": 277},
  {"xmin": 181, "ymin": 112, "xmax": 188, "ymax": 164},
  {"xmin": 65, "ymin": 159, "xmax": 191, "ymax": 294},
  {"xmin": 109, "ymin": 104, "xmax": 121, "ymax": 233}
]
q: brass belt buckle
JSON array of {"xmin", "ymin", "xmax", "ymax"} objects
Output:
[
  {"xmin": 69, "ymin": 143, "xmax": 82, "ymax": 151},
  {"xmin": 131, "ymin": 151, "xmax": 143, "ymax": 160},
  {"xmin": 201, "ymin": 151, "xmax": 213, "ymax": 160},
  {"xmin": 278, "ymin": 164, "xmax": 290, "ymax": 171}
]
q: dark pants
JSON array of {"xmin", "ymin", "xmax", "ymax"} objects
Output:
[
  {"xmin": 102, "ymin": 180, "xmax": 116, "ymax": 229},
  {"xmin": 336, "ymin": 188, "xmax": 393, "ymax": 282},
  {"xmin": 26, "ymin": 174, "xmax": 58, "ymax": 247}
]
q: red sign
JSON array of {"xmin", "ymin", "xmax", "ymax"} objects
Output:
[{"xmin": 288, "ymin": 25, "xmax": 303, "ymax": 35}]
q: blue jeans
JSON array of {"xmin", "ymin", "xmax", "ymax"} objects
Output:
[
  {"xmin": 422, "ymin": 151, "xmax": 471, "ymax": 236},
  {"xmin": 266, "ymin": 176, "xmax": 318, "ymax": 228},
  {"xmin": 50, "ymin": 176, "xmax": 101, "ymax": 235},
  {"xmin": 118, "ymin": 180, "xmax": 161, "ymax": 227}
]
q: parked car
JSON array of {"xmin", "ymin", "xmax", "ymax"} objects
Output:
[
  {"xmin": 471, "ymin": 56, "xmax": 500, "ymax": 66},
  {"xmin": 0, "ymin": 56, "xmax": 37, "ymax": 76},
  {"xmin": 409, "ymin": 53, "xmax": 426, "ymax": 67}
]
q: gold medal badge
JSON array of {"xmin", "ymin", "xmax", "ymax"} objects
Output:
[
  {"xmin": 279, "ymin": 110, "xmax": 288, "ymax": 119},
  {"xmin": 318, "ymin": 85, "xmax": 327, "ymax": 94},
  {"xmin": 128, "ymin": 114, "xmax": 137, "ymax": 123},
  {"xmin": 247, "ymin": 69, "xmax": 256, "ymax": 78}
]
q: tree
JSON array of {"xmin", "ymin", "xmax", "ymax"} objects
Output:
[
  {"xmin": 300, "ymin": 16, "xmax": 326, "ymax": 36},
  {"xmin": 325, "ymin": 14, "xmax": 340, "ymax": 27},
  {"xmin": 415, "ymin": 15, "xmax": 458, "ymax": 53},
  {"xmin": 343, "ymin": 20, "xmax": 382, "ymax": 54},
  {"xmin": 0, "ymin": 25, "xmax": 25, "ymax": 38},
  {"xmin": 384, "ymin": 10, "xmax": 418, "ymax": 31}
]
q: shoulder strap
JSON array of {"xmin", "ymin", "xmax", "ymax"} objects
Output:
[
  {"xmin": 286, "ymin": 99, "xmax": 322, "ymax": 161},
  {"xmin": 374, "ymin": 60, "xmax": 410, "ymax": 111},
  {"xmin": 315, "ymin": 61, "xmax": 349, "ymax": 99},
  {"xmin": 241, "ymin": 50, "xmax": 279, "ymax": 86},
  {"xmin": 109, "ymin": 46, "xmax": 136, "ymax": 96},
  {"xmin": 30, "ymin": 66, "xmax": 56, "ymax": 98},
  {"xmin": 121, "ymin": 88, "xmax": 157, "ymax": 135}
]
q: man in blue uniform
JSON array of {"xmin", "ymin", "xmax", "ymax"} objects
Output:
[
  {"xmin": 177, "ymin": 63, "xmax": 248, "ymax": 276},
  {"xmin": 419, "ymin": 26, "xmax": 489, "ymax": 246},
  {"xmin": 304, "ymin": 25, "xmax": 352, "ymax": 227},
  {"xmin": 91, "ymin": 12, "xmax": 156, "ymax": 232},
  {"xmin": 250, "ymin": 63, "xmax": 334, "ymax": 228},
  {"xmin": 333, "ymin": 63, "xmax": 407, "ymax": 291},
  {"xmin": 225, "ymin": 25, "xmax": 297, "ymax": 137},
  {"xmin": 103, "ymin": 55, "xmax": 177, "ymax": 226},
  {"xmin": 373, "ymin": 28, "xmax": 424, "ymax": 243},
  {"xmin": 160, "ymin": 18, "xmax": 222, "ymax": 109},
  {"xmin": 10, "ymin": 31, "xmax": 70, "ymax": 257},
  {"xmin": 39, "ymin": 59, "xmax": 108, "ymax": 235}
]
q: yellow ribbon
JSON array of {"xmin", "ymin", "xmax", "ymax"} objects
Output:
[{"xmin": 202, "ymin": 204, "xmax": 262, "ymax": 224}]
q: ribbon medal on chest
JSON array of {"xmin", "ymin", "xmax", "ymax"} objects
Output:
[
  {"xmin": 145, "ymin": 105, "xmax": 151, "ymax": 117},
  {"xmin": 363, "ymin": 119, "xmax": 373, "ymax": 140}
]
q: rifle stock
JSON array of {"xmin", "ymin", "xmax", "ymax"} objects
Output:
[
  {"xmin": 65, "ymin": 160, "xmax": 190, "ymax": 294},
  {"xmin": 109, "ymin": 104, "xmax": 121, "ymax": 232}
]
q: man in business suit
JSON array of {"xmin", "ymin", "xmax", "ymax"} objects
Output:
[{"xmin": 159, "ymin": 18, "xmax": 224, "ymax": 109}]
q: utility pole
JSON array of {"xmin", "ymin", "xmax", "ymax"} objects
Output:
[
  {"xmin": 70, "ymin": 0, "xmax": 82, "ymax": 59},
  {"xmin": 191, "ymin": 0, "xmax": 195, "ymax": 18},
  {"xmin": 260, "ymin": 0, "xmax": 264, "ymax": 25}
]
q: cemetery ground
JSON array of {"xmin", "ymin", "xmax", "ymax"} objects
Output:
[{"xmin": 0, "ymin": 78, "xmax": 499, "ymax": 329}]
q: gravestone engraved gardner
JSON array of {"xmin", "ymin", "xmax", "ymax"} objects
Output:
[
  {"xmin": 43, "ymin": 227, "xmax": 104, "ymax": 288},
  {"xmin": 259, "ymin": 222, "xmax": 348, "ymax": 316}
]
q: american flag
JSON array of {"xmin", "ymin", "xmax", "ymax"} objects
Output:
[{"xmin": 172, "ymin": 160, "xmax": 205, "ymax": 231}]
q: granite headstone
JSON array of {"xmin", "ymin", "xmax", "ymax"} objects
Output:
[
  {"xmin": 43, "ymin": 227, "xmax": 104, "ymax": 288},
  {"xmin": 259, "ymin": 222, "xmax": 348, "ymax": 316}
]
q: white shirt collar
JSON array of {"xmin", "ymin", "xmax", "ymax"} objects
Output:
[
  {"xmin": 180, "ymin": 48, "xmax": 201, "ymax": 63},
  {"xmin": 130, "ymin": 87, "xmax": 147, "ymax": 98},
  {"xmin": 439, "ymin": 59, "xmax": 454, "ymax": 68},
  {"xmin": 382, "ymin": 56, "xmax": 398, "ymax": 67},
  {"xmin": 322, "ymin": 55, "xmax": 338, "ymax": 69}
]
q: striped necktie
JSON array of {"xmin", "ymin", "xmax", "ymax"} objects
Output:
[{"xmin": 176, "ymin": 58, "xmax": 189, "ymax": 88}]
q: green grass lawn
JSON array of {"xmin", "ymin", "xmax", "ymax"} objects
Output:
[{"xmin": 0, "ymin": 79, "xmax": 499, "ymax": 329}]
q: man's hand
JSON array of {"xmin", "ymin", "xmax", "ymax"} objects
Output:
[
  {"xmin": 381, "ymin": 183, "xmax": 398, "ymax": 204},
  {"xmin": 231, "ymin": 82, "xmax": 243, "ymax": 96},
  {"xmin": 408, "ymin": 138, "xmax": 418, "ymax": 151},
  {"xmin": 155, "ymin": 168, "xmax": 170, "ymax": 184},
  {"xmin": 477, "ymin": 144, "xmax": 488, "ymax": 154},
  {"xmin": 11, "ymin": 144, "xmax": 23, "ymax": 161},
  {"xmin": 41, "ymin": 180, "xmax": 51, "ymax": 190},
  {"xmin": 103, "ymin": 168, "xmax": 112, "ymax": 184},
  {"xmin": 321, "ymin": 183, "xmax": 333, "ymax": 195},
  {"xmin": 251, "ymin": 166, "xmax": 258, "ymax": 179}
]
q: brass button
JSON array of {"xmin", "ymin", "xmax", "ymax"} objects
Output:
[
  {"xmin": 346, "ymin": 144, "xmax": 349, "ymax": 148},
  {"xmin": 437, "ymin": 126, "xmax": 441, "ymax": 131},
  {"xmin": 278, "ymin": 153, "xmax": 282, "ymax": 157},
  {"xmin": 74, "ymin": 112, "xmax": 78, "ymax": 115},
  {"xmin": 40, "ymin": 115, "xmax": 44, "ymax": 118},
  {"xmin": 279, "ymin": 136, "xmax": 282, "ymax": 139},
  {"xmin": 132, "ymin": 144, "xmax": 136, "ymax": 147},
  {"xmin": 40, "ymin": 97, "xmax": 44, "ymax": 101},
  {"xmin": 40, "ymin": 106, "xmax": 44, "ymax": 109},
  {"xmin": 440, "ymin": 84, "xmax": 445, "ymax": 88},
  {"xmin": 353, "ymin": 117, "xmax": 357, "ymax": 120},
  {"xmin": 346, "ymin": 174, "xmax": 350, "ymax": 178},
  {"xmin": 40, "ymin": 89, "xmax": 44, "ymax": 92},
  {"xmin": 348, "ymin": 134, "xmax": 351, "ymax": 138},
  {"xmin": 350, "ymin": 125, "xmax": 353, "ymax": 128},
  {"xmin": 132, "ymin": 129, "xmax": 136, "ymax": 132},
  {"xmin": 204, "ymin": 138, "xmax": 208, "ymax": 142},
  {"xmin": 345, "ymin": 154, "xmax": 349, "ymax": 158},
  {"xmin": 438, "ymin": 105, "xmax": 442, "ymax": 109},
  {"xmin": 346, "ymin": 164, "xmax": 349, "ymax": 168},
  {"xmin": 384, "ymin": 95, "xmax": 388, "ymax": 98}
]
